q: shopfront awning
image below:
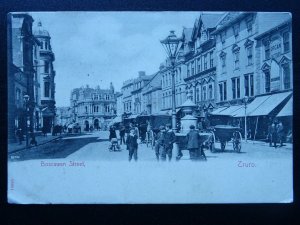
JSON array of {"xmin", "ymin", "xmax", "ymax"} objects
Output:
[
  {"xmin": 210, "ymin": 107, "xmax": 228, "ymax": 115},
  {"xmin": 233, "ymin": 95, "xmax": 270, "ymax": 117},
  {"xmin": 112, "ymin": 116, "xmax": 122, "ymax": 123},
  {"xmin": 217, "ymin": 105, "xmax": 244, "ymax": 116},
  {"xmin": 168, "ymin": 108, "xmax": 181, "ymax": 114},
  {"xmin": 128, "ymin": 114, "xmax": 138, "ymax": 119},
  {"xmin": 276, "ymin": 96, "xmax": 293, "ymax": 117},
  {"xmin": 249, "ymin": 91, "xmax": 292, "ymax": 116}
]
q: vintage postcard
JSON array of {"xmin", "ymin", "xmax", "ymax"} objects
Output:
[{"xmin": 7, "ymin": 11, "xmax": 293, "ymax": 204}]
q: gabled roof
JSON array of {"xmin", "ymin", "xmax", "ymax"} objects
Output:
[
  {"xmin": 201, "ymin": 13, "xmax": 225, "ymax": 29},
  {"xmin": 182, "ymin": 27, "xmax": 193, "ymax": 42}
]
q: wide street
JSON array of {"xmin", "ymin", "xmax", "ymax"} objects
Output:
[
  {"xmin": 8, "ymin": 130, "xmax": 293, "ymax": 204},
  {"xmin": 9, "ymin": 130, "xmax": 292, "ymax": 163}
]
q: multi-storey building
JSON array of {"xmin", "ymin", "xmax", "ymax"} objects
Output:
[
  {"xmin": 211, "ymin": 12, "xmax": 292, "ymax": 138},
  {"xmin": 141, "ymin": 71, "xmax": 162, "ymax": 115},
  {"xmin": 131, "ymin": 71, "xmax": 153, "ymax": 115},
  {"xmin": 7, "ymin": 13, "xmax": 38, "ymax": 142},
  {"xmin": 70, "ymin": 83, "xmax": 117, "ymax": 130},
  {"xmin": 121, "ymin": 71, "xmax": 152, "ymax": 116},
  {"xmin": 184, "ymin": 13, "xmax": 224, "ymax": 117},
  {"xmin": 116, "ymin": 92, "xmax": 123, "ymax": 116},
  {"xmin": 121, "ymin": 79, "xmax": 134, "ymax": 115},
  {"xmin": 33, "ymin": 21, "xmax": 56, "ymax": 133}
]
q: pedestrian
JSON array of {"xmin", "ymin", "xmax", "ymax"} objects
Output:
[
  {"xmin": 119, "ymin": 124, "xmax": 126, "ymax": 145},
  {"xmin": 271, "ymin": 122, "xmax": 278, "ymax": 148},
  {"xmin": 154, "ymin": 125, "xmax": 165, "ymax": 161},
  {"xmin": 109, "ymin": 126, "xmax": 117, "ymax": 141},
  {"xmin": 267, "ymin": 121, "xmax": 273, "ymax": 147},
  {"xmin": 277, "ymin": 121, "xmax": 284, "ymax": 147},
  {"xmin": 186, "ymin": 125, "xmax": 206, "ymax": 161},
  {"xmin": 161, "ymin": 124, "xmax": 176, "ymax": 161},
  {"xmin": 30, "ymin": 132, "xmax": 37, "ymax": 146},
  {"xmin": 126, "ymin": 128, "xmax": 138, "ymax": 161},
  {"xmin": 16, "ymin": 128, "xmax": 23, "ymax": 145}
]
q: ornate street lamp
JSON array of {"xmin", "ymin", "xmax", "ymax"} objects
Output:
[
  {"xmin": 160, "ymin": 30, "xmax": 182, "ymax": 131},
  {"xmin": 23, "ymin": 95, "xmax": 30, "ymax": 148},
  {"xmin": 243, "ymin": 96, "xmax": 249, "ymax": 142}
]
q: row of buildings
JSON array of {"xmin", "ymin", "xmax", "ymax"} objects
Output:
[
  {"xmin": 8, "ymin": 13, "xmax": 56, "ymax": 142},
  {"xmin": 116, "ymin": 12, "xmax": 292, "ymax": 138},
  {"xmin": 63, "ymin": 12, "xmax": 292, "ymax": 138}
]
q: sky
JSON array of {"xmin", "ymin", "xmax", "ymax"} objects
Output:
[{"xmin": 30, "ymin": 12, "xmax": 201, "ymax": 107}]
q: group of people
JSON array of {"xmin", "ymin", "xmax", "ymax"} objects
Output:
[
  {"xmin": 268, "ymin": 120, "xmax": 285, "ymax": 148},
  {"xmin": 108, "ymin": 122, "xmax": 207, "ymax": 162}
]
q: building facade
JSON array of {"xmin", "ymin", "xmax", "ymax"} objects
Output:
[
  {"xmin": 70, "ymin": 84, "xmax": 117, "ymax": 130},
  {"xmin": 141, "ymin": 71, "xmax": 162, "ymax": 115},
  {"xmin": 184, "ymin": 13, "xmax": 223, "ymax": 117},
  {"xmin": 33, "ymin": 21, "xmax": 56, "ymax": 133},
  {"xmin": 121, "ymin": 71, "xmax": 153, "ymax": 116},
  {"xmin": 7, "ymin": 13, "xmax": 37, "ymax": 143},
  {"xmin": 211, "ymin": 12, "xmax": 292, "ymax": 138}
]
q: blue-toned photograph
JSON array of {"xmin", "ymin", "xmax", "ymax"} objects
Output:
[{"xmin": 7, "ymin": 11, "xmax": 293, "ymax": 204}]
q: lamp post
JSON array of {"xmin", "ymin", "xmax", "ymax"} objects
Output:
[
  {"xmin": 23, "ymin": 95, "xmax": 30, "ymax": 148},
  {"xmin": 243, "ymin": 96, "xmax": 249, "ymax": 142},
  {"xmin": 160, "ymin": 30, "xmax": 182, "ymax": 131}
]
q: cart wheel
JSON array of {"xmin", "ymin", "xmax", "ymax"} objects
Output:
[{"xmin": 221, "ymin": 141, "xmax": 226, "ymax": 151}]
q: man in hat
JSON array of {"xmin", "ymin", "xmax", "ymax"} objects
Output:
[
  {"xmin": 154, "ymin": 125, "xmax": 166, "ymax": 161},
  {"xmin": 162, "ymin": 124, "xmax": 176, "ymax": 161}
]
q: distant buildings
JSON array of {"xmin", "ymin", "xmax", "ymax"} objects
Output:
[{"xmin": 70, "ymin": 83, "xmax": 117, "ymax": 130}]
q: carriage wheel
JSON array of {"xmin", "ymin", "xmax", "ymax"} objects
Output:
[{"xmin": 220, "ymin": 141, "xmax": 226, "ymax": 151}]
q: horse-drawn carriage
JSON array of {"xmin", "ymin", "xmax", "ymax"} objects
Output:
[{"xmin": 210, "ymin": 125, "xmax": 242, "ymax": 152}]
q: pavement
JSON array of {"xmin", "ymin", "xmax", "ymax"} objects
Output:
[{"xmin": 7, "ymin": 132, "xmax": 95, "ymax": 154}]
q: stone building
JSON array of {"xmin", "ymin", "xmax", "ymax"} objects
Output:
[
  {"xmin": 212, "ymin": 12, "xmax": 291, "ymax": 107},
  {"xmin": 184, "ymin": 13, "xmax": 224, "ymax": 116},
  {"xmin": 7, "ymin": 13, "xmax": 38, "ymax": 142},
  {"xmin": 70, "ymin": 83, "xmax": 117, "ymax": 131},
  {"xmin": 211, "ymin": 12, "xmax": 292, "ymax": 138},
  {"xmin": 121, "ymin": 71, "xmax": 152, "ymax": 117},
  {"xmin": 141, "ymin": 71, "xmax": 162, "ymax": 115},
  {"xmin": 33, "ymin": 21, "xmax": 56, "ymax": 133}
]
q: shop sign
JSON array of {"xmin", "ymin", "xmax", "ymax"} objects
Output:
[{"xmin": 270, "ymin": 36, "xmax": 282, "ymax": 58}]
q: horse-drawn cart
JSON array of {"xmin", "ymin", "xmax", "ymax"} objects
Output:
[{"xmin": 211, "ymin": 125, "xmax": 242, "ymax": 152}]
